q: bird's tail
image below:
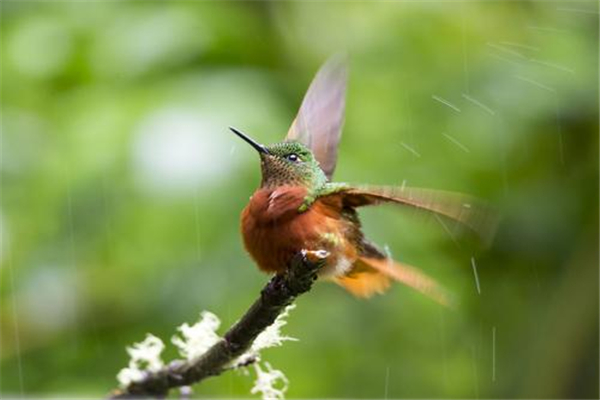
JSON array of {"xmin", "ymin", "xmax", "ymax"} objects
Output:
[{"xmin": 334, "ymin": 257, "xmax": 455, "ymax": 307}]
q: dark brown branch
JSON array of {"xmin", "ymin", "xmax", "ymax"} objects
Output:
[{"xmin": 109, "ymin": 250, "xmax": 326, "ymax": 399}]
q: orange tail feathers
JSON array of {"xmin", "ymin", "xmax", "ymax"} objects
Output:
[
  {"xmin": 333, "ymin": 263, "xmax": 392, "ymax": 298},
  {"xmin": 334, "ymin": 257, "xmax": 455, "ymax": 307}
]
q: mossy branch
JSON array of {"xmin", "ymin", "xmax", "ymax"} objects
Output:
[{"xmin": 109, "ymin": 250, "xmax": 326, "ymax": 399}]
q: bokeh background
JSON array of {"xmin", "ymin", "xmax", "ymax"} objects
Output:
[{"xmin": 1, "ymin": 1, "xmax": 598, "ymax": 398}]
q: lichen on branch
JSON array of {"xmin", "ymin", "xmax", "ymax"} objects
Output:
[{"xmin": 109, "ymin": 250, "xmax": 327, "ymax": 399}]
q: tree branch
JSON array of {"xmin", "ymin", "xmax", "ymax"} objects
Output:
[{"xmin": 109, "ymin": 250, "xmax": 327, "ymax": 399}]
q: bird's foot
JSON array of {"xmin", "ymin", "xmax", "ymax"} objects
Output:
[{"xmin": 302, "ymin": 249, "xmax": 330, "ymax": 264}]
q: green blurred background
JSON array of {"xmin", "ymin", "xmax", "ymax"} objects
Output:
[{"xmin": 1, "ymin": 1, "xmax": 598, "ymax": 398}]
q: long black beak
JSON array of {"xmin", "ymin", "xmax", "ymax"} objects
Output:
[{"xmin": 229, "ymin": 127, "xmax": 270, "ymax": 155}]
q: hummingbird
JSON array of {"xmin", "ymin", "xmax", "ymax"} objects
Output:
[{"xmin": 230, "ymin": 57, "xmax": 496, "ymax": 306}]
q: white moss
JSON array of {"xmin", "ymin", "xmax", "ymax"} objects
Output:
[
  {"xmin": 117, "ymin": 334, "xmax": 165, "ymax": 388},
  {"xmin": 236, "ymin": 304, "xmax": 297, "ymax": 366},
  {"xmin": 172, "ymin": 311, "xmax": 221, "ymax": 361},
  {"xmin": 251, "ymin": 362, "xmax": 289, "ymax": 400},
  {"xmin": 252, "ymin": 304, "xmax": 297, "ymax": 353}
]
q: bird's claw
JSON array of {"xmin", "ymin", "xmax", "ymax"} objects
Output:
[{"xmin": 302, "ymin": 249, "xmax": 330, "ymax": 263}]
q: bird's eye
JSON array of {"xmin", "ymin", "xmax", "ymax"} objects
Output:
[{"xmin": 286, "ymin": 153, "xmax": 300, "ymax": 162}]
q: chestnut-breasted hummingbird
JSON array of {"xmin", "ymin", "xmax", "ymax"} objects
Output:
[{"xmin": 231, "ymin": 56, "xmax": 496, "ymax": 306}]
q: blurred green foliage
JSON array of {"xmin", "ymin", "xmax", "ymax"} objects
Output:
[{"xmin": 0, "ymin": 1, "xmax": 598, "ymax": 398}]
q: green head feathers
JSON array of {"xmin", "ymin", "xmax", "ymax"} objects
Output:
[{"xmin": 230, "ymin": 127, "xmax": 327, "ymax": 189}]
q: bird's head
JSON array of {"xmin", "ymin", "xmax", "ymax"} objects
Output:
[{"xmin": 230, "ymin": 127, "xmax": 327, "ymax": 190}]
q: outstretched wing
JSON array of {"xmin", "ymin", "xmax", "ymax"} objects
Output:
[
  {"xmin": 327, "ymin": 185, "xmax": 499, "ymax": 245},
  {"xmin": 285, "ymin": 55, "xmax": 347, "ymax": 180}
]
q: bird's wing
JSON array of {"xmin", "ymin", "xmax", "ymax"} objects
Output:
[
  {"xmin": 285, "ymin": 55, "xmax": 347, "ymax": 180},
  {"xmin": 323, "ymin": 185, "xmax": 499, "ymax": 245}
]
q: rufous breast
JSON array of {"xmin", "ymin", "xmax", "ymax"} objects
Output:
[{"xmin": 240, "ymin": 186, "xmax": 356, "ymax": 275}]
